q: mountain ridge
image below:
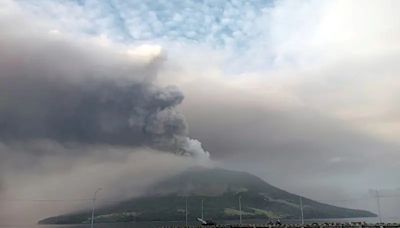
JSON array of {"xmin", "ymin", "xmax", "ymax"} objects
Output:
[{"xmin": 39, "ymin": 168, "xmax": 376, "ymax": 224}]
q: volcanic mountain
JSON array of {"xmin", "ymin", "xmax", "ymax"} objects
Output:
[{"xmin": 39, "ymin": 168, "xmax": 375, "ymax": 224}]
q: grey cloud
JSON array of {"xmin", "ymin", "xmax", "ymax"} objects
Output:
[
  {"xmin": 173, "ymin": 76, "xmax": 400, "ymax": 216},
  {"xmin": 0, "ymin": 14, "xmax": 210, "ymax": 224},
  {"xmin": 0, "ymin": 21, "xmax": 208, "ymax": 159},
  {"xmin": 182, "ymin": 91, "xmax": 399, "ymax": 181}
]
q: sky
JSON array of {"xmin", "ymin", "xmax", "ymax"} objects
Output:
[{"xmin": 0, "ymin": 0, "xmax": 400, "ymax": 224}]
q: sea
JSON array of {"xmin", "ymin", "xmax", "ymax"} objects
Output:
[{"xmin": 1, "ymin": 217, "xmax": 399, "ymax": 228}]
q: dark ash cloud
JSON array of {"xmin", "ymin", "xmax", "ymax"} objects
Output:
[
  {"xmin": 0, "ymin": 23, "xmax": 209, "ymax": 159},
  {"xmin": 0, "ymin": 10, "xmax": 210, "ymax": 224}
]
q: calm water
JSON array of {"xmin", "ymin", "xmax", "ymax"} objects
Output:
[{"xmin": 1, "ymin": 217, "xmax": 398, "ymax": 228}]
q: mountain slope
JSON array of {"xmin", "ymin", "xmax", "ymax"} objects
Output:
[{"xmin": 39, "ymin": 168, "xmax": 376, "ymax": 224}]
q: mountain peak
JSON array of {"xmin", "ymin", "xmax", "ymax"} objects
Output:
[{"xmin": 148, "ymin": 167, "xmax": 276, "ymax": 197}]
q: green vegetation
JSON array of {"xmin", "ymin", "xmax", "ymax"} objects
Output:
[{"xmin": 39, "ymin": 168, "xmax": 376, "ymax": 224}]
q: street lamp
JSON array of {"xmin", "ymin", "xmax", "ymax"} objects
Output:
[
  {"xmin": 201, "ymin": 199, "xmax": 204, "ymax": 220},
  {"xmin": 239, "ymin": 195, "xmax": 242, "ymax": 225},
  {"xmin": 299, "ymin": 196, "xmax": 304, "ymax": 225},
  {"xmin": 185, "ymin": 197, "xmax": 188, "ymax": 227},
  {"xmin": 91, "ymin": 188, "xmax": 102, "ymax": 228}
]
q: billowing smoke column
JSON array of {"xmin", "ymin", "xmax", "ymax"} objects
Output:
[
  {"xmin": 0, "ymin": 27, "xmax": 209, "ymax": 160},
  {"xmin": 0, "ymin": 2, "xmax": 210, "ymax": 224}
]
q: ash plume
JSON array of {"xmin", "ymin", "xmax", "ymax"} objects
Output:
[
  {"xmin": 0, "ymin": 7, "xmax": 211, "ymax": 224},
  {"xmin": 0, "ymin": 18, "xmax": 209, "ymax": 160}
]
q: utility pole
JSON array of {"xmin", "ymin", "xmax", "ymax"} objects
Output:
[
  {"xmin": 239, "ymin": 195, "xmax": 242, "ymax": 225},
  {"xmin": 201, "ymin": 199, "xmax": 204, "ymax": 220},
  {"xmin": 91, "ymin": 188, "xmax": 102, "ymax": 228},
  {"xmin": 299, "ymin": 196, "xmax": 304, "ymax": 225}
]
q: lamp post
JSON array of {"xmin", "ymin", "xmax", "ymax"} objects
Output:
[
  {"xmin": 91, "ymin": 188, "xmax": 102, "ymax": 228},
  {"xmin": 299, "ymin": 196, "xmax": 304, "ymax": 225},
  {"xmin": 201, "ymin": 199, "xmax": 204, "ymax": 220},
  {"xmin": 185, "ymin": 197, "xmax": 188, "ymax": 227},
  {"xmin": 239, "ymin": 195, "xmax": 242, "ymax": 225}
]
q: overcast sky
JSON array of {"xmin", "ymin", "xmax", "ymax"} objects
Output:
[{"xmin": 0, "ymin": 0, "xmax": 399, "ymax": 225}]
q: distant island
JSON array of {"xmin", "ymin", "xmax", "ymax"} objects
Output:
[{"xmin": 39, "ymin": 168, "xmax": 376, "ymax": 224}]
